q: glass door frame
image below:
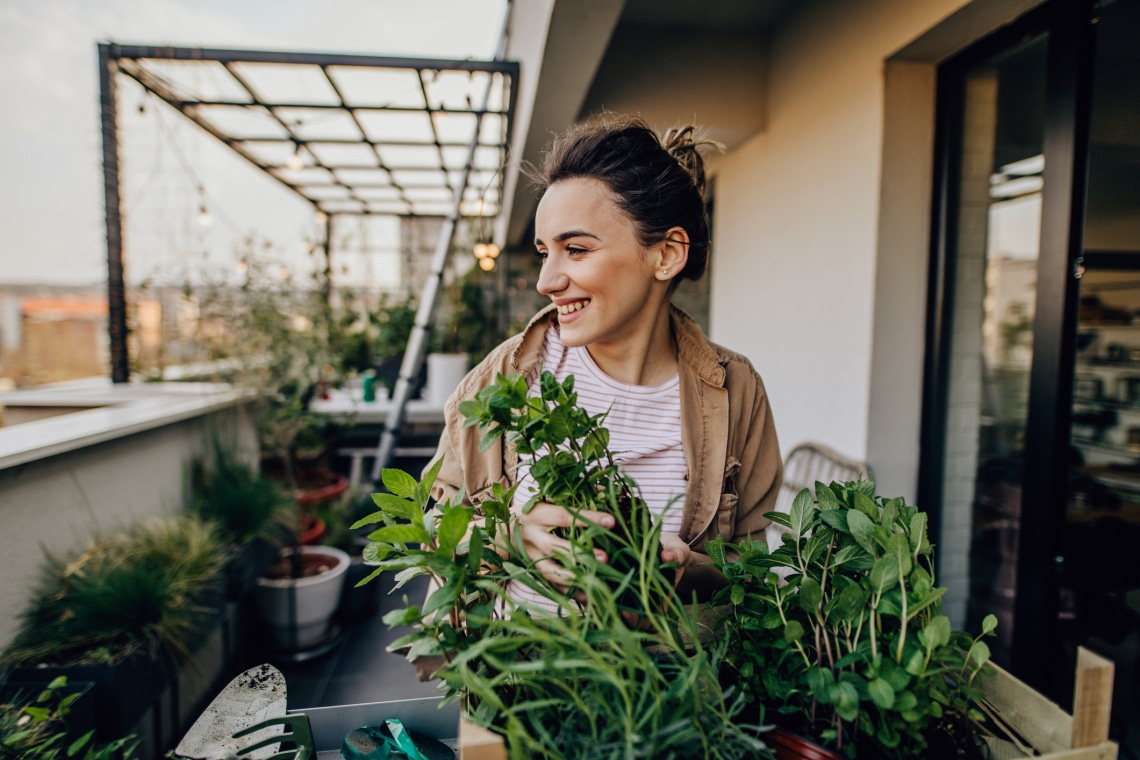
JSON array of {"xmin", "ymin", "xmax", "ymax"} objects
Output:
[{"xmin": 918, "ymin": 0, "xmax": 1099, "ymax": 694}]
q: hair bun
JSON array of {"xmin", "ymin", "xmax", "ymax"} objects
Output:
[{"xmin": 660, "ymin": 126, "xmax": 724, "ymax": 196}]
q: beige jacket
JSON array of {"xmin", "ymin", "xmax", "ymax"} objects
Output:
[{"xmin": 427, "ymin": 304, "xmax": 782, "ymax": 551}]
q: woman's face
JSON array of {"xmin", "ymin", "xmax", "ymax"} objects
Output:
[{"xmin": 533, "ymin": 178, "xmax": 666, "ymax": 349}]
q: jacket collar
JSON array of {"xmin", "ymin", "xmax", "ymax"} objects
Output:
[{"xmin": 511, "ymin": 303, "xmax": 726, "ymax": 388}]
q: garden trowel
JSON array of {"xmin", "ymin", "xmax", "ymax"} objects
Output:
[{"xmin": 173, "ymin": 663, "xmax": 293, "ymax": 760}]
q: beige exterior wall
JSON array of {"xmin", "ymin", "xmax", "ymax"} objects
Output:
[{"xmin": 708, "ymin": 0, "xmax": 1041, "ymax": 500}]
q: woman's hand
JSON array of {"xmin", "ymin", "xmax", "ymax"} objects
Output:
[
  {"xmin": 515, "ymin": 501, "xmax": 615, "ymax": 592},
  {"xmin": 658, "ymin": 533, "xmax": 692, "ymax": 588}
]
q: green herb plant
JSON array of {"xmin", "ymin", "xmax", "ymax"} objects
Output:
[
  {"xmin": 459, "ymin": 370, "xmax": 674, "ymax": 615},
  {"xmin": 709, "ymin": 480, "xmax": 997, "ymax": 759},
  {"xmin": 1, "ymin": 677, "xmax": 137, "ymax": 759},
  {"xmin": 355, "ymin": 371, "xmax": 769, "ymax": 759}
]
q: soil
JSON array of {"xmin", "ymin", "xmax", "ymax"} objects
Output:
[{"xmin": 263, "ymin": 551, "xmax": 341, "ymax": 580}]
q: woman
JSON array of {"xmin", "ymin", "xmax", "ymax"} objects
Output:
[{"xmin": 429, "ymin": 115, "xmax": 782, "ymax": 607}]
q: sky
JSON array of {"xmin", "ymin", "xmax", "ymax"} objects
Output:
[{"xmin": 0, "ymin": 0, "xmax": 505, "ymax": 287}]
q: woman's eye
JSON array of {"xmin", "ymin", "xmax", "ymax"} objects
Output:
[
  {"xmin": 533, "ymin": 250, "xmax": 548, "ymax": 262},
  {"xmin": 566, "ymin": 246, "xmax": 587, "ymax": 256}
]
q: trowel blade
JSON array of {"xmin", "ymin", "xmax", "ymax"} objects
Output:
[{"xmin": 173, "ymin": 663, "xmax": 289, "ymax": 760}]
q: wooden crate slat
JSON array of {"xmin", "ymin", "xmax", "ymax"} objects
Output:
[
  {"xmin": 977, "ymin": 661, "xmax": 1073, "ymax": 754},
  {"xmin": 1072, "ymin": 647, "xmax": 1115, "ymax": 748}
]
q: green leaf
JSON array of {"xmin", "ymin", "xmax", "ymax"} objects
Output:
[
  {"xmin": 765, "ymin": 511, "xmax": 793, "ymax": 530},
  {"xmin": 436, "ymin": 506, "xmax": 474, "ymax": 557},
  {"xmin": 381, "ymin": 468, "xmax": 418, "ymax": 499},
  {"xmin": 819, "ymin": 509, "xmax": 849, "ymax": 533},
  {"xmin": 868, "ymin": 678, "xmax": 896, "ymax": 709},
  {"xmin": 422, "ymin": 573, "xmax": 462, "ymax": 616},
  {"xmin": 909, "ymin": 512, "xmax": 928, "ymax": 554},
  {"xmin": 416, "ymin": 455, "xmax": 445, "ymax": 506},
  {"xmin": 67, "ymin": 731, "xmax": 95, "ymax": 757},
  {"xmin": 853, "ymin": 491, "xmax": 880, "ymax": 519},
  {"xmin": 705, "ymin": 535, "xmax": 727, "ymax": 566},
  {"xmin": 370, "ymin": 523, "xmax": 431, "ymax": 545},
  {"xmin": 968, "ymin": 641, "xmax": 992, "ymax": 668},
  {"xmin": 835, "ymin": 681, "xmax": 860, "ymax": 722},
  {"xmin": 478, "ymin": 426, "xmax": 505, "ymax": 453},
  {"xmin": 816, "ymin": 481, "xmax": 841, "ymax": 511},
  {"xmin": 362, "ymin": 542, "xmax": 392, "ymax": 564},
  {"xmin": 924, "ymin": 614, "xmax": 952, "ymax": 649},
  {"xmin": 363, "ymin": 492, "xmax": 418, "ymax": 522},
  {"xmin": 888, "ymin": 532, "xmax": 912, "ymax": 577},
  {"xmin": 982, "ymin": 613, "xmax": 998, "ymax": 635},
  {"xmin": 467, "ymin": 526, "xmax": 484, "ymax": 572},
  {"xmin": 730, "ymin": 584, "xmax": 746, "ymax": 606},
  {"xmin": 799, "ymin": 577, "xmax": 822, "ymax": 614},
  {"xmin": 784, "ymin": 620, "xmax": 804, "ymax": 643},
  {"xmin": 789, "ymin": 488, "xmax": 815, "ymax": 539},
  {"xmin": 829, "ymin": 583, "xmax": 866, "ymax": 624},
  {"xmin": 870, "ymin": 555, "xmax": 900, "ymax": 595},
  {"xmin": 847, "ymin": 509, "xmax": 877, "ymax": 555}
]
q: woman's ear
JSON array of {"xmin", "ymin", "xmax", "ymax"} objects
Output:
[{"xmin": 655, "ymin": 226, "xmax": 690, "ymax": 281}]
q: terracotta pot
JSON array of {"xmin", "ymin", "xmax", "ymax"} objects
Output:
[
  {"xmin": 766, "ymin": 727, "xmax": 845, "ymax": 760},
  {"xmin": 298, "ymin": 513, "xmax": 326, "ymax": 545},
  {"xmin": 294, "ymin": 467, "xmax": 348, "ymax": 508}
]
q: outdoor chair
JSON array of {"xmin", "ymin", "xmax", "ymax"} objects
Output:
[{"xmin": 767, "ymin": 441, "xmax": 871, "ymax": 551}]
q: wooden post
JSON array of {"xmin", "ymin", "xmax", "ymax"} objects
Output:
[
  {"xmin": 1072, "ymin": 646, "xmax": 1115, "ymax": 748},
  {"xmin": 458, "ymin": 716, "xmax": 506, "ymax": 760}
]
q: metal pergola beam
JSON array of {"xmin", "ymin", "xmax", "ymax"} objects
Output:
[{"xmin": 97, "ymin": 40, "xmax": 517, "ymax": 384}]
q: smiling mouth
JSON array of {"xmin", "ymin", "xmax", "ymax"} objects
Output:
[{"xmin": 557, "ymin": 300, "xmax": 590, "ymax": 315}]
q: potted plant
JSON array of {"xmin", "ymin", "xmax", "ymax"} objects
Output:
[
  {"xmin": 373, "ymin": 292, "xmax": 423, "ymax": 399},
  {"xmin": 1, "ymin": 516, "xmax": 227, "ymax": 754},
  {"xmin": 707, "ymin": 480, "xmax": 998, "ymax": 759},
  {"xmin": 253, "ymin": 542, "xmax": 351, "ymax": 655},
  {"xmin": 425, "ymin": 266, "xmax": 501, "ymax": 406},
  {"xmin": 190, "ymin": 436, "xmax": 295, "ymax": 600},
  {"xmin": 354, "ymin": 371, "xmax": 770, "ymax": 758}
]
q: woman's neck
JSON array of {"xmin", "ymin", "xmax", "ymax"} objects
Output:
[{"xmin": 584, "ymin": 306, "xmax": 678, "ymax": 386}]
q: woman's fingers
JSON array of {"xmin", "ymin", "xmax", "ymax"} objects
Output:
[
  {"xmin": 517, "ymin": 521, "xmax": 608, "ymax": 565},
  {"xmin": 521, "ymin": 502, "xmax": 615, "ymax": 530},
  {"xmin": 659, "ymin": 533, "xmax": 692, "ymax": 587}
]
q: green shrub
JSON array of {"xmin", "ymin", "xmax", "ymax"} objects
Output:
[{"xmin": 0, "ymin": 516, "xmax": 226, "ymax": 668}]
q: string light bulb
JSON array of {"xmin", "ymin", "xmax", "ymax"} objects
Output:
[
  {"xmin": 485, "ymin": 243, "xmax": 500, "ymax": 259},
  {"xmin": 313, "ymin": 210, "xmax": 328, "ymax": 225},
  {"xmin": 478, "ymin": 256, "xmax": 496, "ymax": 272},
  {"xmin": 473, "ymin": 243, "xmax": 489, "ymax": 259},
  {"xmin": 197, "ymin": 204, "xmax": 213, "ymax": 227},
  {"xmin": 286, "ymin": 143, "xmax": 304, "ymax": 170}
]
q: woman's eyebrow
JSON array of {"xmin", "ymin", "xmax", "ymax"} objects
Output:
[{"xmin": 533, "ymin": 229, "xmax": 600, "ymax": 247}]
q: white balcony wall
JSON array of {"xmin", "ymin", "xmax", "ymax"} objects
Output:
[{"xmin": 0, "ymin": 384, "xmax": 256, "ymax": 651}]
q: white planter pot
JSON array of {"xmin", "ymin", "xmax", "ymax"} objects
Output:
[
  {"xmin": 254, "ymin": 545, "xmax": 350, "ymax": 651},
  {"xmin": 426, "ymin": 352, "xmax": 469, "ymax": 407}
]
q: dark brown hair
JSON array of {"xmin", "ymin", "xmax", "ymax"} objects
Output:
[{"xmin": 529, "ymin": 114, "xmax": 720, "ymax": 282}]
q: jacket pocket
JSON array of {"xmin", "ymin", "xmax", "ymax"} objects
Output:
[{"xmin": 715, "ymin": 492, "xmax": 740, "ymax": 540}]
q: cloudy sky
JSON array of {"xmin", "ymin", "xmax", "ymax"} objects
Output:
[{"xmin": 0, "ymin": 0, "xmax": 505, "ymax": 287}]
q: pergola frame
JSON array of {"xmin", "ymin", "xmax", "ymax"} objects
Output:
[{"xmin": 96, "ymin": 42, "xmax": 518, "ymax": 385}]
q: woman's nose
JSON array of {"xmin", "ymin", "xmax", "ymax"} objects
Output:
[{"xmin": 536, "ymin": 257, "xmax": 568, "ymax": 296}]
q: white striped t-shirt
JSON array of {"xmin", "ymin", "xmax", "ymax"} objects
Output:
[{"xmin": 508, "ymin": 326, "xmax": 688, "ymax": 613}]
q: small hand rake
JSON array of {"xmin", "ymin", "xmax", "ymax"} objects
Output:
[{"xmin": 230, "ymin": 713, "xmax": 316, "ymax": 760}]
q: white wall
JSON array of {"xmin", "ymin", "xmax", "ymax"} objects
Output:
[{"xmin": 0, "ymin": 405, "xmax": 256, "ymax": 650}]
